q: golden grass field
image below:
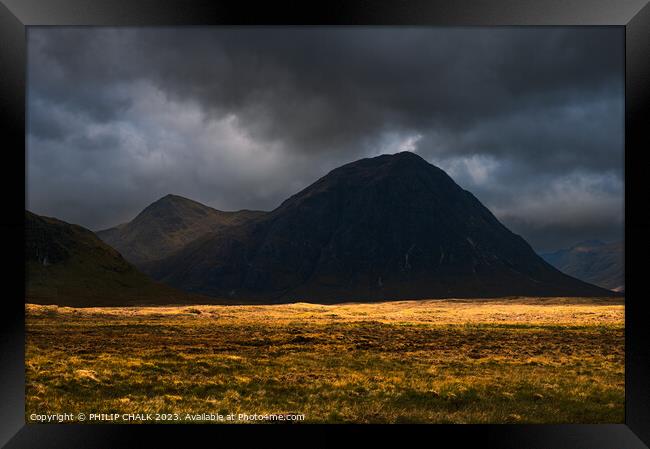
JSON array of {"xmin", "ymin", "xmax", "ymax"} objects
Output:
[{"xmin": 25, "ymin": 297, "xmax": 624, "ymax": 424}]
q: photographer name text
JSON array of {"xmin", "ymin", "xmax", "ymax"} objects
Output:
[{"xmin": 29, "ymin": 412, "xmax": 305, "ymax": 423}]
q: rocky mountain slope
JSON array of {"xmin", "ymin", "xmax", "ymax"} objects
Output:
[
  {"xmin": 26, "ymin": 211, "xmax": 207, "ymax": 306},
  {"xmin": 146, "ymin": 152, "xmax": 615, "ymax": 302},
  {"xmin": 541, "ymin": 240, "xmax": 624, "ymax": 292},
  {"xmin": 96, "ymin": 194, "xmax": 264, "ymax": 269}
]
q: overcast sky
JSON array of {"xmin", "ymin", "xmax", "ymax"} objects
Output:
[{"xmin": 27, "ymin": 27, "xmax": 624, "ymax": 252}]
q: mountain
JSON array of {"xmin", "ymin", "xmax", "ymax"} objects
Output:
[
  {"xmin": 26, "ymin": 211, "xmax": 206, "ymax": 306},
  {"xmin": 541, "ymin": 240, "xmax": 624, "ymax": 292},
  {"xmin": 96, "ymin": 194, "xmax": 264, "ymax": 269},
  {"xmin": 148, "ymin": 152, "xmax": 615, "ymax": 302}
]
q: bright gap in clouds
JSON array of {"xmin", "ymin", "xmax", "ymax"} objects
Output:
[
  {"xmin": 399, "ymin": 134, "xmax": 423, "ymax": 153},
  {"xmin": 27, "ymin": 27, "xmax": 624, "ymax": 252}
]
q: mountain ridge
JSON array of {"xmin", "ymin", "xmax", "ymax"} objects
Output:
[
  {"xmin": 145, "ymin": 152, "xmax": 615, "ymax": 302},
  {"xmin": 26, "ymin": 210, "xmax": 210, "ymax": 306},
  {"xmin": 96, "ymin": 194, "xmax": 265, "ymax": 270},
  {"xmin": 541, "ymin": 240, "xmax": 624, "ymax": 292}
]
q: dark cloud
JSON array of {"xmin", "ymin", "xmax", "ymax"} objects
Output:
[{"xmin": 26, "ymin": 27, "xmax": 624, "ymax": 252}]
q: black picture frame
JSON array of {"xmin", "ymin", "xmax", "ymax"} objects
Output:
[{"xmin": 1, "ymin": 1, "xmax": 648, "ymax": 447}]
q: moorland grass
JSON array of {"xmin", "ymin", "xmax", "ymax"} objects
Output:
[{"xmin": 25, "ymin": 298, "xmax": 624, "ymax": 423}]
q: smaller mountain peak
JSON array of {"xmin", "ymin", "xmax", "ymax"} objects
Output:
[
  {"xmin": 150, "ymin": 194, "xmax": 195, "ymax": 206},
  {"xmin": 135, "ymin": 194, "xmax": 193, "ymax": 219},
  {"xmin": 160, "ymin": 193, "xmax": 183, "ymax": 201}
]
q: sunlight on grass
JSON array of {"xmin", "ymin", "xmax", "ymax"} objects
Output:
[{"xmin": 25, "ymin": 297, "xmax": 624, "ymax": 424}]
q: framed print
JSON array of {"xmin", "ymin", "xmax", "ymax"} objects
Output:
[{"xmin": 1, "ymin": 0, "xmax": 649, "ymax": 447}]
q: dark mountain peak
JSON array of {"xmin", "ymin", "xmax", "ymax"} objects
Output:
[
  {"xmin": 142, "ymin": 193, "xmax": 204, "ymax": 212},
  {"xmin": 275, "ymin": 151, "xmax": 453, "ymax": 214},
  {"xmin": 365, "ymin": 150, "xmax": 425, "ymax": 162},
  {"xmin": 359, "ymin": 150, "xmax": 426, "ymax": 166},
  {"xmin": 149, "ymin": 154, "xmax": 614, "ymax": 302},
  {"xmin": 350, "ymin": 151, "xmax": 449, "ymax": 182},
  {"xmin": 330, "ymin": 151, "xmax": 431, "ymax": 177},
  {"xmin": 380, "ymin": 150, "xmax": 430, "ymax": 166}
]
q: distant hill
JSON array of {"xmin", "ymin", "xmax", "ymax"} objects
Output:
[
  {"xmin": 541, "ymin": 240, "xmax": 624, "ymax": 292},
  {"xmin": 147, "ymin": 152, "xmax": 615, "ymax": 302},
  {"xmin": 96, "ymin": 194, "xmax": 264, "ymax": 270},
  {"xmin": 26, "ymin": 211, "xmax": 208, "ymax": 306}
]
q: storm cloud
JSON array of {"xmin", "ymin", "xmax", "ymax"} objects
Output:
[{"xmin": 26, "ymin": 27, "xmax": 624, "ymax": 252}]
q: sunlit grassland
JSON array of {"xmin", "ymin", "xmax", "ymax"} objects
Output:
[{"xmin": 25, "ymin": 297, "xmax": 624, "ymax": 423}]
